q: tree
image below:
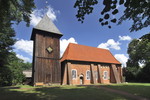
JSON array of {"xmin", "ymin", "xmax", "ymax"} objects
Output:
[
  {"xmin": 137, "ymin": 63, "xmax": 150, "ymax": 82},
  {"xmin": 0, "ymin": 29, "xmax": 16, "ymax": 68},
  {"xmin": 127, "ymin": 33, "xmax": 150, "ymax": 66},
  {"xmin": 0, "ymin": 52, "xmax": 25, "ymax": 86},
  {"xmin": 126, "ymin": 33, "xmax": 150, "ymax": 82},
  {"xmin": 0, "ymin": 0, "xmax": 35, "ymax": 66},
  {"xmin": 0, "ymin": 0, "xmax": 35, "ymax": 27},
  {"xmin": 7, "ymin": 52, "xmax": 26, "ymax": 85},
  {"xmin": 74, "ymin": 0, "xmax": 150, "ymax": 32},
  {"xmin": 22, "ymin": 62, "xmax": 32, "ymax": 70},
  {"xmin": 0, "ymin": 0, "xmax": 35, "ymax": 86},
  {"xmin": 124, "ymin": 67, "xmax": 140, "ymax": 82}
]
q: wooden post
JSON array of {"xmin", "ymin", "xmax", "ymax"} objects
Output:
[
  {"xmin": 90, "ymin": 64, "xmax": 96, "ymax": 84},
  {"xmin": 111, "ymin": 64, "xmax": 121, "ymax": 83},
  {"xmin": 97, "ymin": 64, "xmax": 104, "ymax": 84},
  {"xmin": 67, "ymin": 62, "xmax": 72, "ymax": 85}
]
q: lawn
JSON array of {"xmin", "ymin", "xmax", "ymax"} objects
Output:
[
  {"xmin": 0, "ymin": 85, "xmax": 130, "ymax": 100},
  {"xmin": 104, "ymin": 83, "xmax": 150, "ymax": 99},
  {"xmin": 0, "ymin": 83, "xmax": 150, "ymax": 100}
]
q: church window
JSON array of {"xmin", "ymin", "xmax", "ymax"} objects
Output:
[
  {"xmin": 86, "ymin": 70, "xmax": 91, "ymax": 80},
  {"xmin": 103, "ymin": 71, "xmax": 108, "ymax": 80},
  {"xmin": 72, "ymin": 69, "xmax": 77, "ymax": 79}
]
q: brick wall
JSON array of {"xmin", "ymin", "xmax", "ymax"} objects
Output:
[
  {"xmin": 71, "ymin": 62, "xmax": 91, "ymax": 85},
  {"xmin": 62, "ymin": 61, "xmax": 122, "ymax": 85},
  {"xmin": 99, "ymin": 64, "xmax": 110, "ymax": 84}
]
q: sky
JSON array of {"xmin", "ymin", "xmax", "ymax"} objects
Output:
[{"xmin": 12, "ymin": 0, "xmax": 150, "ymax": 67}]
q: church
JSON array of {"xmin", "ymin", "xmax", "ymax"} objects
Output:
[{"xmin": 31, "ymin": 15, "xmax": 122, "ymax": 86}]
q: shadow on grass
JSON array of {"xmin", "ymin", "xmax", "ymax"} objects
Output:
[
  {"xmin": 0, "ymin": 87, "xmax": 39, "ymax": 100},
  {"xmin": 0, "ymin": 85, "xmax": 131, "ymax": 100},
  {"xmin": 104, "ymin": 83, "xmax": 150, "ymax": 99}
]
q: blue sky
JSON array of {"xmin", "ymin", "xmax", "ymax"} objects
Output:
[{"xmin": 13, "ymin": 0, "xmax": 150, "ymax": 67}]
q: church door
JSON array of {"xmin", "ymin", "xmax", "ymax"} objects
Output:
[{"xmin": 80, "ymin": 75, "xmax": 84, "ymax": 85}]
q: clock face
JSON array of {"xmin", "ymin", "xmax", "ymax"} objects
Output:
[{"xmin": 46, "ymin": 46, "xmax": 53, "ymax": 53}]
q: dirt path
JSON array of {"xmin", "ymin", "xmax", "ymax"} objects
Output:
[{"xmin": 98, "ymin": 86, "xmax": 149, "ymax": 100}]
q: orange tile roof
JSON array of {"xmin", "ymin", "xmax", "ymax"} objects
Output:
[{"xmin": 61, "ymin": 43, "xmax": 121, "ymax": 64}]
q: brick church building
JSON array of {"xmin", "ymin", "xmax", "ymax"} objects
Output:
[
  {"xmin": 31, "ymin": 15, "xmax": 122, "ymax": 86},
  {"xmin": 61, "ymin": 43, "xmax": 122, "ymax": 85}
]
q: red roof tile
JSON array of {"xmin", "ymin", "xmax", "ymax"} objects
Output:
[{"xmin": 61, "ymin": 43, "xmax": 121, "ymax": 64}]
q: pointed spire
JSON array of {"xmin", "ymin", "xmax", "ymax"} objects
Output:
[{"xmin": 34, "ymin": 14, "xmax": 62, "ymax": 35}]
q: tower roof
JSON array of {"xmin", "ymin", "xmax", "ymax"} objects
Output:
[
  {"xmin": 61, "ymin": 43, "xmax": 121, "ymax": 64},
  {"xmin": 34, "ymin": 14, "xmax": 62, "ymax": 35}
]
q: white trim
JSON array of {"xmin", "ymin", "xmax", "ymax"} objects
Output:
[
  {"xmin": 71, "ymin": 69, "xmax": 77, "ymax": 80},
  {"xmin": 103, "ymin": 71, "xmax": 108, "ymax": 80},
  {"xmin": 86, "ymin": 70, "xmax": 91, "ymax": 80}
]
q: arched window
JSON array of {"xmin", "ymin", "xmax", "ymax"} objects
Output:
[
  {"xmin": 86, "ymin": 70, "xmax": 91, "ymax": 80},
  {"xmin": 103, "ymin": 71, "xmax": 108, "ymax": 80},
  {"xmin": 72, "ymin": 69, "xmax": 77, "ymax": 79}
]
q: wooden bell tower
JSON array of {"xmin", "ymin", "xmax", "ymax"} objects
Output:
[{"xmin": 31, "ymin": 15, "xmax": 63, "ymax": 85}]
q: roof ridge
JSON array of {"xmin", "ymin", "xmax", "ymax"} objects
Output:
[{"xmin": 69, "ymin": 43, "xmax": 109, "ymax": 51}]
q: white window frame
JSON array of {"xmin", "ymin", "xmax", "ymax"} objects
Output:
[
  {"xmin": 72, "ymin": 69, "xmax": 77, "ymax": 80},
  {"xmin": 86, "ymin": 70, "xmax": 91, "ymax": 80},
  {"xmin": 103, "ymin": 71, "xmax": 108, "ymax": 80}
]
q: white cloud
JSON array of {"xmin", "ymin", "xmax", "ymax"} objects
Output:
[
  {"xmin": 97, "ymin": 43, "xmax": 109, "ymax": 50},
  {"xmin": 30, "ymin": 5, "xmax": 60, "ymax": 26},
  {"xmin": 119, "ymin": 35, "xmax": 132, "ymax": 41},
  {"xmin": 30, "ymin": 11, "xmax": 42, "ymax": 27},
  {"xmin": 97, "ymin": 39, "xmax": 121, "ymax": 50},
  {"xmin": 60, "ymin": 37, "xmax": 78, "ymax": 57},
  {"xmin": 14, "ymin": 39, "xmax": 33, "ymax": 56},
  {"xmin": 16, "ymin": 54, "xmax": 30, "ymax": 63},
  {"xmin": 114, "ymin": 54, "xmax": 128, "ymax": 67}
]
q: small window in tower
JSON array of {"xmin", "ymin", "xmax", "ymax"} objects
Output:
[
  {"xmin": 46, "ymin": 46, "xmax": 53, "ymax": 53},
  {"xmin": 72, "ymin": 69, "xmax": 77, "ymax": 79},
  {"xmin": 86, "ymin": 70, "xmax": 91, "ymax": 80}
]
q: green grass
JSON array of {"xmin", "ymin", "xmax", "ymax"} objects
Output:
[
  {"xmin": 105, "ymin": 83, "xmax": 150, "ymax": 99},
  {"xmin": 1, "ymin": 83, "xmax": 149, "ymax": 100},
  {"xmin": 0, "ymin": 85, "xmax": 130, "ymax": 100}
]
